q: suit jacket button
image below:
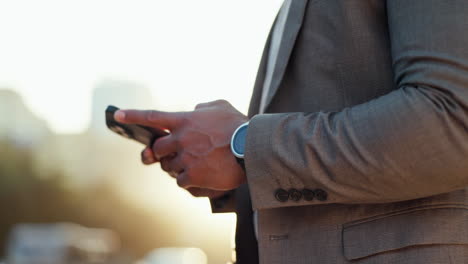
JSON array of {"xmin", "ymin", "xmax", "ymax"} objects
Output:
[
  {"xmin": 302, "ymin": 188, "xmax": 315, "ymax": 201},
  {"xmin": 288, "ymin": 188, "xmax": 302, "ymax": 201},
  {"xmin": 315, "ymin": 189, "xmax": 328, "ymax": 201},
  {"xmin": 275, "ymin": 189, "xmax": 289, "ymax": 202}
]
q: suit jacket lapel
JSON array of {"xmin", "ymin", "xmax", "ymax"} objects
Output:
[
  {"xmin": 248, "ymin": 32, "xmax": 273, "ymax": 118},
  {"xmin": 260, "ymin": 0, "xmax": 308, "ymax": 113}
]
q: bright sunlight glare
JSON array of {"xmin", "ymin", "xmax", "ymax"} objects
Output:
[{"xmin": 0, "ymin": 0, "xmax": 283, "ymax": 133}]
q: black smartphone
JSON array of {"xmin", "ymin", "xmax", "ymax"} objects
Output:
[{"xmin": 105, "ymin": 105, "xmax": 169, "ymax": 146}]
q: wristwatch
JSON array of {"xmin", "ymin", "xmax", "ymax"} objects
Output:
[{"xmin": 231, "ymin": 122, "xmax": 249, "ymax": 171}]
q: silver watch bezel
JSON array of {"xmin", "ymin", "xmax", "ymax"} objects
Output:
[{"xmin": 230, "ymin": 121, "xmax": 249, "ymax": 159}]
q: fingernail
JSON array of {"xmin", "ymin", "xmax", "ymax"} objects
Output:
[
  {"xmin": 114, "ymin": 111, "xmax": 125, "ymax": 121},
  {"xmin": 144, "ymin": 157, "xmax": 155, "ymax": 164}
]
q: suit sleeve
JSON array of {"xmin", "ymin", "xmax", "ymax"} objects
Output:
[{"xmin": 245, "ymin": 0, "xmax": 468, "ymax": 210}]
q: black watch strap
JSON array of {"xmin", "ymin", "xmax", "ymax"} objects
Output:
[{"xmin": 236, "ymin": 157, "xmax": 246, "ymax": 171}]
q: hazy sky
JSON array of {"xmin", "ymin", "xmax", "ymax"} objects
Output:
[{"xmin": 0, "ymin": 0, "xmax": 282, "ymax": 133}]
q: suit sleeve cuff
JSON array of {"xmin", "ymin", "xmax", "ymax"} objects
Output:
[{"xmin": 244, "ymin": 113, "xmax": 331, "ymax": 210}]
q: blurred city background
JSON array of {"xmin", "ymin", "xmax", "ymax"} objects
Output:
[{"xmin": 0, "ymin": 0, "xmax": 283, "ymax": 263}]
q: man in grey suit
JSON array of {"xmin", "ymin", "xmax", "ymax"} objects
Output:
[{"xmin": 115, "ymin": 0, "xmax": 468, "ymax": 263}]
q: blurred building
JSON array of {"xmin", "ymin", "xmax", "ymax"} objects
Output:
[
  {"xmin": 7, "ymin": 223, "xmax": 120, "ymax": 264},
  {"xmin": 0, "ymin": 90, "xmax": 51, "ymax": 147},
  {"xmin": 34, "ymin": 79, "xmax": 155, "ymax": 186}
]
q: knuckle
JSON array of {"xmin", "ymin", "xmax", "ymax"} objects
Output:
[
  {"xmin": 168, "ymin": 160, "xmax": 177, "ymax": 172},
  {"xmin": 181, "ymin": 168, "xmax": 196, "ymax": 186},
  {"xmin": 184, "ymin": 168, "xmax": 193, "ymax": 180},
  {"xmin": 186, "ymin": 168, "xmax": 203, "ymax": 186},
  {"xmin": 189, "ymin": 188, "xmax": 202, "ymax": 197},
  {"xmin": 176, "ymin": 174, "xmax": 186, "ymax": 188},
  {"xmin": 169, "ymin": 171, "xmax": 178, "ymax": 178},
  {"xmin": 160, "ymin": 159, "xmax": 170, "ymax": 172}
]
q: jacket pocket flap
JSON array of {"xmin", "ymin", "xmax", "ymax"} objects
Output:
[{"xmin": 342, "ymin": 206, "xmax": 468, "ymax": 260}]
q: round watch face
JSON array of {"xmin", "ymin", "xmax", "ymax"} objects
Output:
[{"xmin": 232, "ymin": 123, "xmax": 248, "ymax": 157}]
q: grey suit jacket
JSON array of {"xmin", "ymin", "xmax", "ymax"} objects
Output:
[{"xmin": 215, "ymin": 0, "xmax": 468, "ymax": 263}]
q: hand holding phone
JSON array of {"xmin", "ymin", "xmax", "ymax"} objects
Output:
[{"xmin": 105, "ymin": 105, "xmax": 168, "ymax": 146}]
